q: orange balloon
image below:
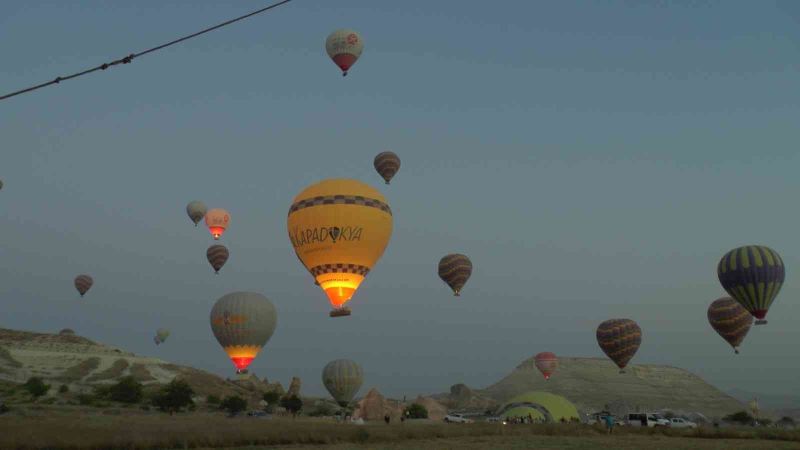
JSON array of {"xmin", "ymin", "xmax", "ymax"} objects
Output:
[{"xmin": 205, "ymin": 209, "xmax": 230, "ymax": 240}]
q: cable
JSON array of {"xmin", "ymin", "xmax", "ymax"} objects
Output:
[{"xmin": 0, "ymin": 0, "xmax": 293, "ymax": 102}]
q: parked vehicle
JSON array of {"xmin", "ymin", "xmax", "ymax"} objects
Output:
[
  {"xmin": 669, "ymin": 417, "xmax": 698, "ymax": 428},
  {"xmin": 486, "ymin": 416, "xmax": 507, "ymax": 424},
  {"xmin": 246, "ymin": 410, "xmax": 269, "ymax": 417},
  {"xmin": 444, "ymin": 413, "xmax": 474, "ymax": 423},
  {"xmin": 626, "ymin": 413, "xmax": 670, "ymax": 427}
]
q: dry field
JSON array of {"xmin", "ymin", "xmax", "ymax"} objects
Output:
[{"xmin": 0, "ymin": 412, "xmax": 798, "ymax": 450}]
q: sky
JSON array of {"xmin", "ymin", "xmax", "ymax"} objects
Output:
[{"xmin": 1, "ymin": 0, "xmax": 799, "ymax": 400}]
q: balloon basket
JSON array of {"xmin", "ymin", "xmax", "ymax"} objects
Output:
[
  {"xmin": 330, "ymin": 308, "xmax": 352, "ymax": 318},
  {"xmin": 755, "ymin": 319, "xmax": 767, "ymax": 325}
]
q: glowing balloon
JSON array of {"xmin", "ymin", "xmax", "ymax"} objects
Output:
[
  {"xmin": 717, "ymin": 245, "xmax": 785, "ymax": 325},
  {"xmin": 206, "ymin": 244, "xmax": 229, "ymax": 274},
  {"xmin": 373, "ymin": 151, "xmax": 401, "ymax": 185},
  {"xmin": 210, "ymin": 292, "xmax": 277, "ymax": 374},
  {"xmin": 534, "ymin": 352, "xmax": 558, "ymax": 380},
  {"xmin": 596, "ymin": 319, "xmax": 641, "ymax": 373},
  {"xmin": 707, "ymin": 297, "xmax": 753, "ymax": 354},
  {"xmin": 322, "ymin": 359, "xmax": 364, "ymax": 407},
  {"xmin": 74, "ymin": 275, "xmax": 93, "ymax": 297},
  {"xmin": 205, "ymin": 208, "xmax": 230, "ymax": 240},
  {"xmin": 438, "ymin": 254, "xmax": 472, "ymax": 296},
  {"xmin": 186, "ymin": 201, "xmax": 207, "ymax": 227},
  {"xmin": 326, "ymin": 29, "xmax": 363, "ymax": 76},
  {"xmin": 287, "ymin": 179, "xmax": 393, "ymax": 317}
]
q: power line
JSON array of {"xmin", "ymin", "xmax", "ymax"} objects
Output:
[{"xmin": 0, "ymin": 0, "xmax": 294, "ymax": 102}]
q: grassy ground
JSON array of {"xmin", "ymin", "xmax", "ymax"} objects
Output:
[{"xmin": 0, "ymin": 413, "xmax": 797, "ymax": 450}]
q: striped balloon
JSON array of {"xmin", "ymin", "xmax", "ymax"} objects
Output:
[
  {"xmin": 206, "ymin": 244, "xmax": 230, "ymax": 274},
  {"xmin": 717, "ymin": 245, "xmax": 785, "ymax": 325},
  {"xmin": 209, "ymin": 292, "xmax": 277, "ymax": 374},
  {"xmin": 74, "ymin": 274, "xmax": 94, "ymax": 297},
  {"xmin": 534, "ymin": 352, "xmax": 558, "ymax": 380},
  {"xmin": 373, "ymin": 151, "xmax": 401, "ymax": 185},
  {"xmin": 707, "ymin": 297, "xmax": 753, "ymax": 354},
  {"xmin": 438, "ymin": 254, "xmax": 472, "ymax": 296},
  {"xmin": 596, "ymin": 319, "xmax": 641, "ymax": 373},
  {"xmin": 322, "ymin": 359, "xmax": 364, "ymax": 407}
]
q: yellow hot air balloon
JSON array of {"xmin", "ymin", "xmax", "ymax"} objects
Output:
[{"xmin": 287, "ymin": 179, "xmax": 393, "ymax": 317}]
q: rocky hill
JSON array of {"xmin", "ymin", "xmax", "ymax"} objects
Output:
[
  {"xmin": 436, "ymin": 356, "xmax": 746, "ymax": 419},
  {"xmin": 0, "ymin": 328, "xmax": 284, "ymax": 402}
]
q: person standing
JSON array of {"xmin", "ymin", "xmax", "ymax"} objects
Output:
[{"xmin": 605, "ymin": 415, "xmax": 615, "ymax": 434}]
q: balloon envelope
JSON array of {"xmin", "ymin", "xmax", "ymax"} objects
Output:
[
  {"xmin": 596, "ymin": 319, "xmax": 641, "ymax": 372},
  {"xmin": 210, "ymin": 292, "xmax": 277, "ymax": 373},
  {"xmin": 322, "ymin": 359, "xmax": 363, "ymax": 407},
  {"xmin": 206, "ymin": 244, "xmax": 230, "ymax": 274},
  {"xmin": 707, "ymin": 297, "xmax": 753, "ymax": 354},
  {"xmin": 186, "ymin": 201, "xmax": 207, "ymax": 226},
  {"xmin": 74, "ymin": 275, "xmax": 93, "ymax": 297},
  {"xmin": 717, "ymin": 245, "xmax": 785, "ymax": 325},
  {"xmin": 373, "ymin": 151, "xmax": 401, "ymax": 185},
  {"xmin": 287, "ymin": 179, "xmax": 393, "ymax": 314},
  {"xmin": 155, "ymin": 328, "xmax": 170, "ymax": 345},
  {"xmin": 325, "ymin": 29, "xmax": 363, "ymax": 76},
  {"xmin": 534, "ymin": 352, "xmax": 558, "ymax": 380},
  {"xmin": 438, "ymin": 254, "xmax": 472, "ymax": 296},
  {"xmin": 205, "ymin": 209, "xmax": 230, "ymax": 240}
]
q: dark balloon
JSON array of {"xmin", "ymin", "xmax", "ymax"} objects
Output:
[
  {"xmin": 596, "ymin": 319, "xmax": 641, "ymax": 373},
  {"xmin": 534, "ymin": 352, "xmax": 558, "ymax": 380},
  {"xmin": 74, "ymin": 274, "xmax": 93, "ymax": 297},
  {"xmin": 438, "ymin": 254, "xmax": 472, "ymax": 296},
  {"xmin": 207, "ymin": 245, "xmax": 230, "ymax": 274},
  {"xmin": 717, "ymin": 245, "xmax": 785, "ymax": 325},
  {"xmin": 373, "ymin": 151, "xmax": 401, "ymax": 185},
  {"xmin": 707, "ymin": 297, "xmax": 753, "ymax": 354}
]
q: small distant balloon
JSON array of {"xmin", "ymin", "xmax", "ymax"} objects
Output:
[
  {"xmin": 707, "ymin": 297, "xmax": 753, "ymax": 354},
  {"xmin": 186, "ymin": 201, "xmax": 207, "ymax": 227},
  {"xmin": 717, "ymin": 245, "xmax": 785, "ymax": 325},
  {"xmin": 534, "ymin": 352, "xmax": 558, "ymax": 380},
  {"xmin": 154, "ymin": 328, "xmax": 170, "ymax": 345},
  {"xmin": 326, "ymin": 29, "xmax": 363, "ymax": 76},
  {"xmin": 74, "ymin": 275, "xmax": 93, "ymax": 297},
  {"xmin": 438, "ymin": 254, "xmax": 472, "ymax": 296},
  {"xmin": 373, "ymin": 151, "xmax": 401, "ymax": 185},
  {"xmin": 205, "ymin": 208, "xmax": 230, "ymax": 240},
  {"xmin": 207, "ymin": 245, "xmax": 230, "ymax": 274},
  {"xmin": 0, "ymin": 179, "xmax": 4, "ymax": 190},
  {"xmin": 596, "ymin": 319, "xmax": 641, "ymax": 373}
]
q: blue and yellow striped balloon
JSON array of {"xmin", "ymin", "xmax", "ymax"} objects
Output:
[{"xmin": 717, "ymin": 245, "xmax": 785, "ymax": 325}]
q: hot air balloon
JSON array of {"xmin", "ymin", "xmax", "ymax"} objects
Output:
[
  {"xmin": 154, "ymin": 328, "xmax": 170, "ymax": 345},
  {"xmin": 206, "ymin": 244, "xmax": 229, "ymax": 274},
  {"xmin": 373, "ymin": 151, "xmax": 401, "ymax": 185},
  {"xmin": 438, "ymin": 254, "xmax": 472, "ymax": 296},
  {"xmin": 74, "ymin": 275, "xmax": 93, "ymax": 297},
  {"xmin": 210, "ymin": 292, "xmax": 277, "ymax": 374},
  {"xmin": 749, "ymin": 398, "xmax": 760, "ymax": 418},
  {"xmin": 534, "ymin": 352, "xmax": 558, "ymax": 380},
  {"xmin": 0, "ymin": 179, "xmax": 3, "ymax": 191},
  {"xmin": 717, "ymin": 245, "xmax": 785, "ymax": 325},
  {"xmin": 287, "ymin": 179, "xmax": 393, "ymax": 317},
  {"xmin": 326, "ymin": 29, "xmax": 363, "ymax": 76},
  {"xmin": 186, "ymin": 201, "xmax": 207, "ymax": 227},
  {"xmin": 322, "ymin": 359, "xmax": 364, "ymax": 407},
  {"xmin": 205, "ymin": 208, "xmax": 230, "ymax": 240},
  {"xmin": 596, "ymin": 319, "xmax": 641, "ymax": 373},
  {"xmin": 707, "ymin": 297, "xmax": 753, "ymax": 354}
]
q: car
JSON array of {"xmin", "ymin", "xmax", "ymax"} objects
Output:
[
  {"xmin": 626, "ymin": 413, "xmax": 670, "ymax": 427},
  {"xmin": 444, "ymin": 413, "xmax": 474, "ymax": 423},
  {"xmin": 246, "ymin": 410, "xmax": 269, "ymax": 417},
  {"xmin": 486, "ymin": 416, "xmax": 507, "ymax": 424},
  {"xmin": 669, "ymin": 417, "xmax": 697, "ymax": 428}
]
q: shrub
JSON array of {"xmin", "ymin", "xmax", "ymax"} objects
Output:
[
  {"xmin": 220, "ymin": 395, "xmax": 247, "ymax": 416},
  {"xmin": 206, "ymin": 394, "xmax": 220, "ymax": 405},
  {"xmin": 58, "ymin": 385, "xmax": 69, "ymax": 394},
  {"xmin": 281, "ymin": 395, "xmax": 303, "ymax": 417},
  {"xmin": 77, "ymin": 394, "xmax": 95, "ymax": 406},
  {"xmin": 108, "ymin": 376, "xmax": 143, "ymax": 404},
  {"xmin": 723, "ymin": 411, "xmax": 755, "ymax": 426},
  {"xmin": 23, "ymin": 377, "xmax": 50, "ymax": 398},
  {"xmin": 307, "ymin": 401, "xmax": 335, "ymax": 417},
  {"xmin": 263, "ymin": 391, "xmax": 280, "ymax": 405},
  {"xmin": 152, "ymin": 379, "xmax": 194, "ymax": 414},
  {"xmin": 404, "ymin": 403, "xmax": 428, "ymax": 419},
  {"xmin": 778, "ymin": 416, "xmax": 796, "ymax": 427}
]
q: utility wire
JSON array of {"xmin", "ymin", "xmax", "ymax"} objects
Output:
[{"xmin": 0, "ymin": 0, "xmax": 293, "ymax": 102}]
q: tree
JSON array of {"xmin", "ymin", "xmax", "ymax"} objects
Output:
[
  {"xmin": 152, "ymin": 379, "xmax": 195, "ymax": 414},
  {"xmin": 58, "ymin": 384, "xmax": 69, "ymax": 394},
  {"xmin": 778, "ymin": 416, "xmax": 796, "ymax": 427},
  {"xmin": 108, "ymin": 376, "xmax": 143, "ymax": 403},
  {"xmin": 404, "ymin": 403, "xmax": 428, "ymax": 419},
  {"xmin": 263, "ymin": 391, "xmax": 281, "ymax": 413},
  {"xmin": 723, "ymin": 411, "xmax": 755, "ymax": 426},
  {"xmin": 220, "ymin": 395, "xmax": 247, "ymax": 416},
  {"xmin": 206, "ymin": 394, "xmax": 221, "ymax": 405},
  {"xmin": 281, "ymin": 395, "xmax": 303, "ymax": 417},
  {"xmin": 23, "ymin": 377, "xmax": 50, "ymax": 398}
]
